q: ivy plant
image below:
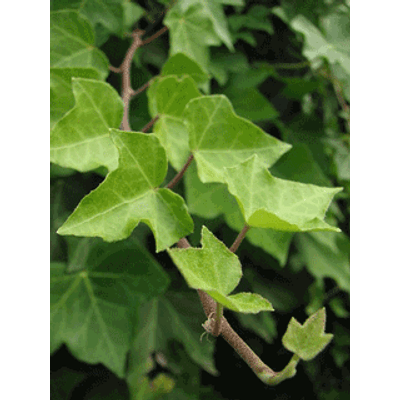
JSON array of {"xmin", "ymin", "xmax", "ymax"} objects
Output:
[{"xmin": 50, "ymin": 1, "xmax": 349, "ymax": 398}]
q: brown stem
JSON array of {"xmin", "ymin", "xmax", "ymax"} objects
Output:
[
  {"xmin": 165, "ymin": 154, "xmax": 194, "ymax": 189},
  {"xmin": 120, "ymin": 31, "xmax": 144, "ymax": 131},
  {"xmin": 109, "ymin": 65, "xmax": 121, "ymax": 73},
  {"xmin": 230, "ymin": 225, "xmax": 250, "ymax": 253},
  {"xmin": 176, "ymin": 237, "xmax": 277, "ymax": 379},
  {"xmin": 141, "ymin": 26, "xmax": 168, "ymax": 46},
  {"xmin": 142, "ymin": 115, "xmax": 160, "ymax": 133}
]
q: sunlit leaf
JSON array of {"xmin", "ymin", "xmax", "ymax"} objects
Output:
[
  {"xmin": 224, "ymin": 155, "xmax": 342, "ymax": 232},
  {"xmin": 58, "ymin": 131, "xmax": 194, "ymax": 251},
  {"xmin": 50, "ymin": 78, "xmax": 123, "ymax": 172},
  {"xmin": 50, "ymin": 68, "xmax": 102, "ymax": 128},
  {"xmin": 184, "ymin": 95, "xmax": 291, "ymax": 183},
  {"xmin": 165, "ymin": 3, "xmax": 220, "ymax": 70},
  {"xmin": 282, "ymin": 308, "xmax": 333, "ymax": 360},
  {"xmin": 50, "ymin": 11, "xmax": 109, "ymax": 78},
  {"xmin": 168, "ymin": 226, "xmax": 273, "ymax": 313}
]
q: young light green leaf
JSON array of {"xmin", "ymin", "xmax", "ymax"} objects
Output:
[
  {"xmin": 168, "ymin": 226, "xmax": 273, "ymax": 313},
  {"xmin": 50, "ymin": 67, "xmax": 102, "ymax": 128},
  {"xmin": 50, "ymin": 78, "xmax": 123, "ymax": 172},
  {"xmin": 147, "ymin": 75, "xmax": 201, "ymax": 170},
  {"xmin": 282, "ymin": 307, "xmax": 333, "ymax": 360},
  {"xmin": 153, "ymin": 116, "xmax": 191, "ymax": 171},
  {"xmin": 50, "ymin": 238, "xmax": 170, "ymax": 378},
  {"xmin": 161, "ymin": 53, "xmax": 210, "ymax": 86},
  {"xmin": 147, "ymin": 75, "xmax": 202, "ymax": 118},
  {"xmin": 50, "ymin": 11, "xmax": 109, "ymax": 78},
  {"xmin": 184, "ymin": 163, "xmax": 293, "ymax": 265},
  {"xmin": 58, "ymin": 131, "xmax": 194, "ymax": 252},
  {"xmin": 185, "ymin": 95, "xmax": 291, "ymax": 183},
  {"xmin": 224, "ymin": 155, "xmax": 342, "ymax": 232},
  {"xmin": 164, "ymin": 3, "xmax": 220, "ymax": 70}
]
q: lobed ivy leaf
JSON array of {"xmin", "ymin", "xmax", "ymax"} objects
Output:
[
  {"xmin": 161, "ymin": 53, "xmax": 210, "ymax": 86},
  {"xmin": 184, "ymin": 163, "xmax": 293, "ymax": 265},
  {"xmin": 184, "ymin": 95, "xmax": 291, "ymax": 183},
  {"xmin": 168, "ymin": 226, "xmax": 273, "ymax": 313},
  {"xmin": 58, "ymin": 130, "xmax": 194, "ymax": 252},
  {"xmin": 180, "ymin": 0, "xmax": 239, "ymax": 51},
  {"xmin": 50, "ymin": 67, "xmax": 102, "ymax": 129},
  {"xmin": 50, "ymin": 237, "xmax": 170, "ymax": 378},
  {"xmin": 148, "ymin": 75, "xmax": 201, "ymax": 170},
  {"xmin": 50, "ymin": 11, "xmax": 109, "ymax": 78},
  {"xmin": 148, "ymin": 75, "xmax": 202, "ymax": 118},
  {"xmin": 51, "ymin": 0, "xmax": 129, "ymax": 46},
  {"xmin": 224, "ymin": 155, "xmax": 342, "ymax": 232},
  {"xmin": 129, "ymin": 292, "xmax": 218, "ymax": 377},
  {"xmin": 291, "ymin": 15, "xmax": 349, "ymax": 76},
  {"xmin": 282, "ymin": 307, "xmax": 333, "ymax": 361},
  {"xmin": 50, "ymin": 78, "xmax": 123, "ymax": 172},
  {"xmin": 164, "ymin": 3, "xmax": 220, "ymax": 70}
]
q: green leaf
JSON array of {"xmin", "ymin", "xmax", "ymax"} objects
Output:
[
  {"xmin": 128, "ymin": 292, "xmax": 217, "ymax": 381},
  {"xmin": 296, "ymin": 231, "xmax": 350, "ymax": 292},
  {"xmin": 58, "ymin": 130, "xmax": 194, "ymax": 252},
  {"xmin": 50, "ymin": 67, "xmax": 102, "ymax": 129},
  {"xmin": 50, "ymin": 78, "xmax": 123, "ymax": 172},
  {"xmin": 147, "ymin": 75, "xmax": 201, "ymax": 170},
  {"xmin": 209, "ymin": 49, "xmax": 250, "ymax": 85},
  {"xmin": 282, "ymin": 307, "xmax": 333, "ymax": 360},
  {"xmin": 164, "ymin": 3, "xmax": 220, "ymax": 70},
  {"xmin": 161, "ymin": 53, "xmax": 210, "ymax": 86},
  {"xmin": 148, "ymin": 75, "xmax": 202, "ymax": 118},
  {"xmin": 184, "ymin": 163, "xmax": 293, "ymax": 265},
  {"xmin": 123, "ymin": 1, "xmax": 145, "ymax": 32},
  {"xmin": 51, "ymin": 0, "xmax": 128, "ymax": 45},
  {"xmin": 181, "ymin": 0, "xmax": 236, "ymax": 51},
  {"xmin": 168, "ymin": 226, "xmax": 273, "ymax": 313},
  {"xmin": 291, "ymin": 15, "xmax": 349, "ymax": 76},
  {"xmin": 228, "ymin": 5, "xmax": 274, "ymax": 35},
  {"xmin": 185, "ymin": 95, "xmax": 291, "ymax": 183},
  {"xmin": 79, "ymin": 0, "xmax": 125, "ymax": 38},
  {"xmin": 50, "ymin": 237, "xmax": 170, "ymax": 378},
  {"xmin": 223, "ymin": 87, "xmax": 279, "ymax": 122},
  {"xmin": 50, "ymin": 11, "xmax": 109, "ymax": 78},
  {"xmin": 270, "ymin": 143, "xmax": 332, "ymax": 187},
  {"xmin": 153, "ymin": 116, "xmax": 191, "ymax": 171},
  {"xmin": 224, "ymin": 155, "xmax": 342, "ymax": 232}
]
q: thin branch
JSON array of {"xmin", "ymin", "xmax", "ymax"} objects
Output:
[
  {"xmin": 135, "ymin": 79, "xmax": 152, "ymax": 96},
  {"xmin": 229, "ymin": 225, "xmax": 250, "ymax": 253},
  {"xmin": 141, "ymin": 26, "xmax": 168, "ymax": 46},
  {"xmin": 120, "ymin": 30, "xmax": 144, "ymax": 131},
  {"xmin": 212, "ymin": 302, "xmax": 223, "ymax": 336},
  {"xmin": 109, "ymin": 65, "xmax": 121, "ymax": 73},
  {"xmin": 141, "ymin": 115, "xmax": 160, "ymax": 133},
  {"xmin": 176, "ymin": 236, "xmax": 298, "ymax": 385},
  {"xmin": 165, "ymin": 154, "xmax": 194, "ymax": 189}
]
